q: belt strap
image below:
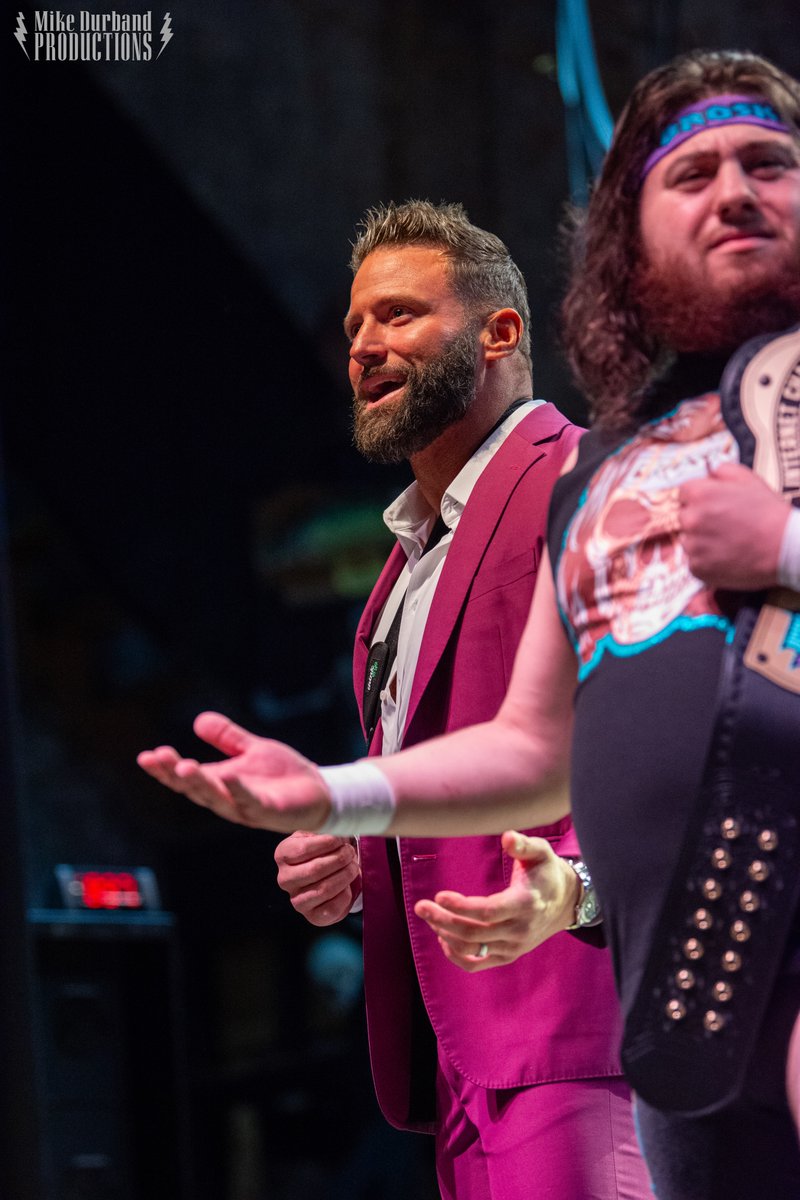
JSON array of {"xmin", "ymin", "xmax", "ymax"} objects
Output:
[{"xmin": 621, "ymin": 325, "xmax": 800, "ymax": 1115}]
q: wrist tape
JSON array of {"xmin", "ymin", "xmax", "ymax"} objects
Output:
[
  {"xmin": 318, "ymin": 762, "xmax": 396, "ymax": 836},
  {"xmin": 778, "ymin": 508, "xmax": 800, "ymax": 592}
]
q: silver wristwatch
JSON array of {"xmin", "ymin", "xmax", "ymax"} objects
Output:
[{"xmin": 564, "ymin": 858, "xmax": 603, "ymax": 929}]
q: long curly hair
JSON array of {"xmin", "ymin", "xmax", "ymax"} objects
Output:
[{"xmin": 561, "ymin": 50, "xmax": 800, "ymax": 431}]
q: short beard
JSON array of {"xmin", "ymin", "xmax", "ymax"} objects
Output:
[
  {"xmin": 351, "ymin": 326, "xmax": 479, "ymax": 464},
  {"xmin": 632, "ymin": 246, "xmax": 800, "ymax": 355}
]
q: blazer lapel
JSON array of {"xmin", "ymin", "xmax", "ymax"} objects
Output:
[{"xmin": 403, "ymin": 403, "xmax": 566, "ymax": 733}]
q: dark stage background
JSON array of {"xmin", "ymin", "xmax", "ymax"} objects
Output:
[{"xmin": 5, "ymin": 2, "xmax": 800, "ymax": 1196}]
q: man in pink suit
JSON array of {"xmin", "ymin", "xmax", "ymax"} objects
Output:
[
  {"xmin": 265, "ymin": 201, "xmax": 649, "ymax": 1198},
  {"xmin": 241, "ymin": 202, "xmax": 649, "ymax": 1198}
]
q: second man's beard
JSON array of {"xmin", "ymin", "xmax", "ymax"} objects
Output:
[
  {"xmin": 351, "ymin": 326, "xmax": 479, "ymax": 464},
  {"xmin": 632, "ymin": 245, "xmax": 800, "ymax": 356}
]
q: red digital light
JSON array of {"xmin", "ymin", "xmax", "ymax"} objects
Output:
[{"xmin": 78, "ymin": 871, "xmax": 143, "ymax": 910}]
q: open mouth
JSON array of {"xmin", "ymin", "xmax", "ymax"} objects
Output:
[{"xmin": 361, "ymin": 375, "xmax": 407, "ymax": 406}]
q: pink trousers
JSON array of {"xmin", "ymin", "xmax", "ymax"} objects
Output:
[{"xmin": 434, "ymin": 1045, "xmax": 654, "ymax": 1200}]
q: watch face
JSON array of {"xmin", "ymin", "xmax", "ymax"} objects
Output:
[{"xmin": 580, "ymin": 890, "xmax": 601, "ymax": 926}]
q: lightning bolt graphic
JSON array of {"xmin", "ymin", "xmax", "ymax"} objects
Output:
[
  {"xmin": 14, "ymin": 11, "xmax": 29, "ymax": 59},
  {"xmin": 157, "ymin": 11, "xmax": 173, "ymax": 59}
]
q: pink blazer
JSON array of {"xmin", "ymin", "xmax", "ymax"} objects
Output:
[{"xmin": 354, "ymin": 404, "xmax": 625, "ymax": 1132}]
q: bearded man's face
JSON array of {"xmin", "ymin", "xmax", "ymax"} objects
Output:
[
  {"xmin": 635, "ymin": 124, "xmax": 800, "ymax": 352},
  {"xmin": 351, "ymin": 328, "xmax": 479, "ymax": 463},
  {"xmin": 346, "ymin": 246, "xmax": 480, "ymax": 464}
]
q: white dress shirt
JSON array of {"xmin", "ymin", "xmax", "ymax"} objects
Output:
[{"xmin": 372, "ymin": 400, "xmax": 542, "ymax": 755}]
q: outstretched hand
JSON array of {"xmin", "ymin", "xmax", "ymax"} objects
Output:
[
  {"xmin": 678, "ymin": 462, "xmax": 789, "ymax": 591},
  {"xmin": 413, "ymin": 831, "xmax": 580, "ymax": 972},
  {"xmin": 137, "ymin": 711, "xmax": 331, "ymax": 832}
]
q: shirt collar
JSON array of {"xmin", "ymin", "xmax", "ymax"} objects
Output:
[{"xmin": 383, "ymin": 399, "xmax": 541, "ymax": 556}]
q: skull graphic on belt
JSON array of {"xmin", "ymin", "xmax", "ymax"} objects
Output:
[{"xmin": 559, "ymin": 396, "xmax": 737, "ymax": 673}]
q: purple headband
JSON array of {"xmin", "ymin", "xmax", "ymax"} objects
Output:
[{"xmin": 641, "ymin": 92, "xmax": 790, "ymax": 180}]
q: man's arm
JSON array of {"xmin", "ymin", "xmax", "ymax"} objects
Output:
[
  {"xmin": 413, "ymin": 461, "xmax": 798, "ymax": 973},
  {"xmin": 137, "ymin": 549, "xmax": 576, "ymax": 837}
]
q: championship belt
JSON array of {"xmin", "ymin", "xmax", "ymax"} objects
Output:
[{"xmin": 621, "ymin": 325, "xmax": 800, "ymax": 1115}]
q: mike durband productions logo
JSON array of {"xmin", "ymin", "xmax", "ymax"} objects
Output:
[{"xmin": 14, "ymin": 10, "xmax": 174, "ymax": 61}]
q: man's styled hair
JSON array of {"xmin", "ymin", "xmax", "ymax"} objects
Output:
[
  {"xmin": 561, "ymin": 49, "xmax": 800, "ymax": 431},
  {"xmin": 350, "ymin": 199, "xmax": 532, "ymax": 367}
]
